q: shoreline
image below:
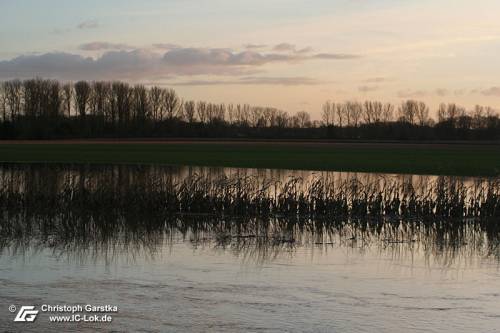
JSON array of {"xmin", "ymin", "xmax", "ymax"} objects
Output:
[{"xmin": 0, "ymin": 141, "xmax": 499, "ymax": 176}]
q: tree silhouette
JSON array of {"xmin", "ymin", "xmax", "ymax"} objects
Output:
[{"xmin": 0, "ymin": 78, "xmax": 499, "ymax": 141}]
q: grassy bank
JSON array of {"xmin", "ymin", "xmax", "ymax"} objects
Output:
[{"xmin": 0, "ymin": 141, "xmax": 499, "ymax": 176}]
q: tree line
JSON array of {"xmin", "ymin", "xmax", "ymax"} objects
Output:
[{"xmin": 0, "ymin": 78, "xmax": 499, "ymax": 140}]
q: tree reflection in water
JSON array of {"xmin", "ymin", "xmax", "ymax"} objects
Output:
[{"xmin": 0, "ymin": 163, "xmax": 498, "ymax": 265}]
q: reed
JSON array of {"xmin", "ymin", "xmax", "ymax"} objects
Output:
[
  {"xmin": 1, "ymin": 173, "xmax": 498, "ymax": 220},
  {"xmin": 1, "ymin": 164, "xmax": 498, "ymax": 262}
]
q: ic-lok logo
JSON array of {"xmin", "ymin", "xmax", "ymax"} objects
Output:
[{"xmin": 14, "ymin": 306, "xmax": 39, "ymax": 322}]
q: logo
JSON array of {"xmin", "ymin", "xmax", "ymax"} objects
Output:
[{"xmin": 14, "ymin": 306, "xmax": 39, "ymax": 322}]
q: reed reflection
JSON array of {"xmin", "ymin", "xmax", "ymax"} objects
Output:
[{"xmin": 0, "ymin": 163, "xmax": 498, "ymax": 264}]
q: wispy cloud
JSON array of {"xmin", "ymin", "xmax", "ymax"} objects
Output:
[
  {"xmin": 51, "ymin": 20, "xmax": 100, "ymax": 35},
  {"xmin": 480, "ymin": 87, "xmax": 500, "ymax": 96},
  {"xmin": 364, "ymin": 77, "xmax": 389, "ymax": 83},
  {"xmin": 77, "ymin": 20, "xmax": 100, "ymax": 30},
  {"xmin": 398, "ymin": 88, "xmax": 480, "ymax": 98},
  {"xmin": 313, "ymin": 53, "xmax": 361, "ymax": 60},
  {"xmin": 173, "ymin": 76, "xmax": 324, "ymax": 86},
  {"xmin": 272, "ymin": 43, "xmax": 313, "ymax": 54},
  {"xmin": 273, "ymin": 43, "xmax": 296, "ymax": 52},
  {"xmin": 358, "ymin": 85, "xmax": 379, "ymax": 93},
  {"xmin": 435, "ymin": 88, "xmax": 449, "ymax": 97},
  {"xmin": 152, "ymin": 43, "xmax": 181, "ymax": 50},
  {"xmin": 51, "ymin": 28, "xmax": 71, "ymax": 35},
  {"xmin": 79, "ymin": 42, "xmax": 134, "ymax": 51},
  {"xmin": 244, "ymin": 44, "xmax": 268, "ymax": 50},
  {"xmin": 397, "ymin": 89, "xmax": 427, "ymax": 98}
]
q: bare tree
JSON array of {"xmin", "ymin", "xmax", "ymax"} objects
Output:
[
  {"xmin": 346, "ymin": 101, "xmax": 362, "ymax": 127},
  {"xmin": 382, "ymin": 103, "xmax": 394, "ymax": 122},
  {"xmin": 295, "ymin": 111, "xmax": 311, "ymax": 128},
  {"xmin": 437, "ymin": 103, "xmax": 447, "ymax": 122},
  {"xmin": 149, "ymin": 86, "xmax": 164, "ymax": 121},
  {"xmin": 416, "ymin": 101, "xmax": 430, "ymax": 126},
  {"xmin": 373, "ymin": 101, "xmax": 383, "ymax": 123},
  {"xmin": 237, "ymin": 104, "xmax": 251, "ymax": 126},
  {"xmin": 61, "ymin": 83, "xmax": 73, "ymax": 117},
  {"xmin": 23, "ymin": 79, "xmax": 42, "ymax": 118},
  {"xmin": 226, "ymin": 104, "xmax": 235, "ymax": 124},
  {"xmin": 363, "ymin": 101, "xmax": 374, "ymax": 124},
  {"xmin": 111, "ymin": 81, "xmax": 131, "ymax": 124},
  {"xmin": 250, "ymin": 107, "xmax": 263, "ymax": 127},
  {"xmin": 206, "ymin": 103, "xmax": 216, "ymax": 123},
  {"xmin": 398, "ymin": 100, "xmax": 418, "ymax": 124},
  {"xmin": 362, "ymin": 101, "xmax": 383, "ymax": 124},
  {"xmin": 214, "ymin": 103, "xmax": 226, "ymax": 122},
  {"xmin": 90, "ymin": 81, "xmax": 110, "ymax": 118},
  {"xmin": 446, "ymin": 103, "xmax": 461, "ymax": 122},
  {"xmin": 0, "ymin": 83, "xmax": 6, "ymax": 121},
  {"xmin": 132, "ymin": 85, "xmax": 149, "ymax": 121},
  {"xmin": 275, "ymin": 110, "xmax": 289, "ymax": 128},
  {"xmin": 163, "ymin": 88, "xmax": 180, "ymax": 120},
  {"xmin": 47, "ymin": 80, "xmax": 61, "ymax": 118},
  {"xmin": 322, "ymin": 101, "xmax": 335, "ymax": 126},
  {"xmin": 472, "ymin": 105, "xmax": 485, "ymax": 129},
  {"xmin": 2, "ymin": 77, "xmax": 499, "ymax": 140},
  {"xmin": 74, "ymin": 81, "xmax": 91, "ymax": 118},
  {"xmin": 335, "ymin": 103, "xmax": 345, "ymax": 127},
  {"xmin": 183, "ymin": 100, "xmax": 196, "ymax": 123},
  {"xmin": 196, "ymin": 101, "xmax": 207, "ymax": 123},
  {"xmin": 4, "ymin": 80, "xmax": 22, "ymax": 119},
  {"xmin": 437, "ymin": 103, "xmax": 466, "ymax": 126}
]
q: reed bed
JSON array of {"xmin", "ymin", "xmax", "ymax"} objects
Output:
[
  {"xmin": 1, "ymin": 165, "xmax": 499, "ymax": 262},
  {"xmin": 1, "ymin": 173, "xmax": 498, "ymax": 220}
]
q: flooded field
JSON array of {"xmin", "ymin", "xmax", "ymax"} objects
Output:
[{"xmin": 0, "ymin": 164, "xmax": 499, "ymax": 332}]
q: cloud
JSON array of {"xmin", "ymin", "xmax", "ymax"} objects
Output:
[
  {"xmin": 172, "ymin": 76, "xmax": 324, "ymax": 86},
  {"xmin": 0, "ymin": 45, "xmax": 361, "ymax": 80},
  {"xmin": 0, "ymin": 51, "xmax": 164, "ymax": 80},
  {"xmin": 162, "ymin": 48, "xmax": 290, "ymax": 67},
  {"xmin": 296, "ymin": 47, "xmax": 313, "ymax": 54},
  {"xmin": 397, "ymin": 89, "xmax": 427, "ymax": 98},
  {"xmin": 244, "ymin": 44, "xmax": 267, "ymax": 50},
  {"xmin": 272, "ymin": 43, "xmax": 313, "ymax": 54},
  {"xmin": 480, "ymin": 87, "xmax": 500, "ymax": 96},
  {"xmin": 313, "ymin": 53, "xmax": 361, "ymax": 60},
  {"xmin": 51, "ymin": 20, "xmax": 99, "ymax": 35},
  {"xmin": 435, "ymin": 88, "xmax": 449, "ymax": 97},
  {"xmin": 77, "ymin": 20, "xmax": 100, "ymax": 30},
  {"xmin": 364, "ymin": 77, "xmax": 388, "ymax": 83},
  {"xmin": 79, "ymin": 42, "xmax": 134, "ymax": 51},
  {"xmin": 358, "ymin": 85, "xmax": 379, "ymax": 93},
  {"xmin": 160, "ymin": 47, "xmax": 358, "ymax": 71},
  {"xmin": 152, "ymin": 43, "xmax": 181, "ymax": 50},
  {"xmin": 273, "ymin": 43, "xmax": 296, "ymax": 52}
]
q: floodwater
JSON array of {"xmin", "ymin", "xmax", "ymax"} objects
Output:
[{"xmin": 0, "ymin": 164, "xmax": 499, "ymax": 332}]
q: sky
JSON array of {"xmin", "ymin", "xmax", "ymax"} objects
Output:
[{"xmin": 1, "ymin": 0, "xmax": 500, "ymax": 118}]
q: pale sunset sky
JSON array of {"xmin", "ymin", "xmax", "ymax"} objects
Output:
[{"xmin": 1, "ymin": 0, "xmax": 500, "ymax": 118}]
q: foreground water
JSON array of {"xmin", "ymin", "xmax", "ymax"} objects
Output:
[
  {"xmin": 1, "ymin": 237, "xmax": 499, "ymax": 332},
  {"xmin": 0, "ymin": 164, "xmax": 499, "ymax": 332}
]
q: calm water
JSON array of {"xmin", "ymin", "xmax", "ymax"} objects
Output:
[{"xmin": 0, "ymin": 164, "xmax": 499, "ymax": 332}]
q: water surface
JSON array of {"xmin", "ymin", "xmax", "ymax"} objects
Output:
[{"xmin": 0, "ymin": 164, "xmax": 499, "ymax": 332}]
